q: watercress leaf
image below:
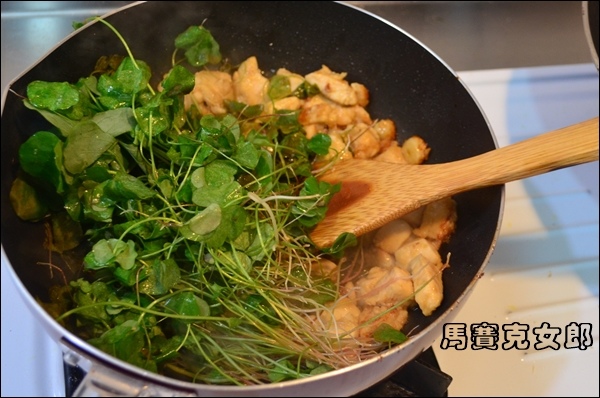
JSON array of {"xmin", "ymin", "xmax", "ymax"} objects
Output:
[
  {"xmin": 161, "ymin": 65, "xmax": 195, "ymax": 97},
  {"xmin": 174, "ymin": 26, "xmax": 222, "ymax": 67},
  {"xmin": 280, "ymin": 132, "xmax": 310, "ymax": 171},
  {"xmin": 303, "ymin": 278, "xmax": 337, "ymax": 305},
  {"xmin": 70, "ymin": 279, "xmax": 112, "ymax": 322},
  {"xmin": 120, "ymin": 142, "xmax": 151, "ymax": 174},
  {"xmin": 112, "ymin": 219, "xmax": 168, "ymax": 241},
  {"xmin": 152, "ymin": 335, "xmax": 185, "ymax": 362},
  {"xmin": 191, "ymin": 180, "xmax": 244, "ymax": 207},
  {"xmin": 99, "ymin": 57, "xmax": 151, "ymax": 97},
  {"xmin": 27, "ymin": 81, "xmax": 80, "ymax": 111},
  {"xmin": 273, "ymin": 109, "xmax": 302, "ymax": 135},
  {"xmin": 205, "ymin": 160, "xmax": 238, "ymax": 186},
  {"xmin": 268, "ymin": 75, "xmax": 292, "ymax": 100},
  {"xmin": 63, "ymin": 186, "xmax": 83, "ymax": 221},
  {"xmin": 82, "ymin": 182, "xmax": 115, "ymax": 222},
  {"xmin": 201, "ymin": 205, "xmax": 241, "ymax": 249},
  {"xmin": 186, "ymin": 203, "xmax": 222, "ymax": 236},
  {"xmin": 320, "ymin": 232, "xmax": 357, "ymax": 257},
  {"xmin": 233, "ymin": 140, "xmax": 260, "ymax": 169},
  {"xmin": 291, "ymin": 176, "xmax": 339, "ymax": 227},
  {"xmin": 243, "ymin": 293, "xmax": 279, "ymax": 325},
  {"xmin": 49, "ymin": 211, "xmax": 83, "ymax": 253},
  {"xmin": 9, "ymin": 176, "xmax": 49, "ymax": 221},
  {"xmin": 293, "ymin": 81, "xmax": 320, "ymax": 99},
  {"xmin": 175, "ymin": 178, "xmax": 193, "ymax": 203},
  {"xmin": 373, "ymin": 323, "xmax": 408, "ymax": 344},
  {"xmin": 92, "ymin": 108, "xmax": 136, "ymax": 137},
  {"xmin": 226, "ymin": 205, "xmax": 247, "ymax": 241},
  {"xmin": 97, "ymin": 94, "xmax": 128, "ymax": 110},
  {"xmin": 114, "ymin": 240, "xmax": 138, "ymax": 270},
  {"xmin": 254, "ymin": 149, "xmax": 274, "ymax": 190},
  {"xmin": 268, "ymin": 359, "xmax": 296, "ymax": 383},
  {"xmin": 157, "ymin": 173, "xmax": 175, "ymax": 199},
  {"xmin": 224, "ymin": 100, "xmax": 263, "ymax": 118},
  {"xmin": 220, "ymin": 114, "xmax": 240, "ymax": 142},
  {"xmin": 105, "ymin": 172, "xmax": 156, "ymax": 200},
  {"xmin": 93, "ymin": 54, "xmax": 125, "ymax": 76},
  {"xmin": 179, "ymin": 137, "xmax": 213, "ymax": 166},
  {"xmin": 199, "ymin": 114, "xmax": 221, "ymax": 134},
  {"xmin": 84, "ymin": 239, "xmax": 117, "ymax": 270},
  {"xmin": 18, "ymin": 131, "xmax": 65, "ymax": 193},
  {"xmin": 307, "ymin": 133, "xmax": 332, "ymax": 156},
  {"xmin": 114, "ymin": 264, "xmax": 144, "ymax": 286},
  {"xmin": 23, "ymin": 100, "xmax": 79, "ymax": 137},
  {"xmin": 190, "ymin": 167, "xmax": 206, "ymax": 189},
  {"xmin": 164, "ymin": 291, "xmax": 210, "ymax": 322},
  {"xmin": 309, "ymin": 365, "xmax": 332, "ymax": 376},
  {"xmin": 82, "ymin": 165, "xmax": 112, "ymax": 183},
  {"xmin": 246, "ymin": 223, "xmax": 275, "ymax": 261},
  {"xmin": 77, "ymin": 75, "xmax": 100, "ymax": 96},
  {"xmin": 138, "ymin": 258, "xmax": 181, "ymax": 295},
  {"xmin": 63, "ymin": 120, "xmax": 116, "ymax": 174},
  {"xmin": 218, "ymin": 250, "xmax": 253, "ymax": 274},
  {"xmin": 135, "ymin": 101, "xmax": 171, "ymax": 136},
  {"xmin": 88, "ymin": 319, "xmax": 148, "ymax": 366},
  {"xmin": 83, "ymin": 238, "xmax": 137, "ymax": 270}
]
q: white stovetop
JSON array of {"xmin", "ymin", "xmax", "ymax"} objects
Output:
[
  {"xmin": 1, "ymin": 61, "xmax": 598, "ymax": 396},
  {"xmin": 433, "ymin": 63, "xmax": 599, "ymax": 397}
]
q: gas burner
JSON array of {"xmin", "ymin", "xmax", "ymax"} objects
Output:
[{"xmin": 354, "ymin": 347, "xmax": 451, "ymax": 397}]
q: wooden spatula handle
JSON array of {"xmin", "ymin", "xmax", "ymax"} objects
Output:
[{"xmin": 444, "ymin": 117, "xmax": 599, "ymax": 193}]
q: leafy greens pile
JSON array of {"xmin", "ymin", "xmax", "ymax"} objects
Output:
[{"xmin": 8, "ymin": 19, "xmax": 394, "ymax": 385}]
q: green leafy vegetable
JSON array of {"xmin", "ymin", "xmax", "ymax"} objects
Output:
[
  {"xmin": 10, "ymin": 19, "xmax": 412, "ymax": 387},
  {"xmin": 373, "ymin": 323, "xmax": 409, "ymax": 344},
  {"xmin": 174, "ymin": 25, "xmax": 222, "ymax": 67}
]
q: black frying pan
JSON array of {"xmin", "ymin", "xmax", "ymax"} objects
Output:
[{"xmin": 0, "ymin": 2, "xmax": 502, "ymax": 396}]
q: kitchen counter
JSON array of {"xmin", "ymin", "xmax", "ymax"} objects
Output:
[{"xmin": 2, "ymin": 2, "xmax": 598, "ymax": 397}]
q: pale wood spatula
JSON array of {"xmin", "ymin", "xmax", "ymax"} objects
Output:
[{"xmin": 309, "ymin": 117, "xmax": 599, "ymax": 248}]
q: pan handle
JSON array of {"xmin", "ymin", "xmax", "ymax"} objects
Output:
[{"xmin": 60, "ymin": 338, "xmax": 197, "ymax": 397}]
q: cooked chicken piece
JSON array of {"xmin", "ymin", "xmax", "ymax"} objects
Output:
[
  {"xmin": 401, "ymin": 206, "xmax": 425, "ymax": 228},
  {"xmin": 346, "ymin": 123, "xmax": 381, "ymax": 159},
  {"xmin": 361, "ymin": 246, "xmax": 396, "ymax": 269},
  {"xmin": 305, "ymin": 65, "xmax": 358, "ymax": 106},
  {"xmin": 319, "ymin": 297, "xmax": 361, "ymax": 338},
  {"xmin": 401, "ymin": 135, "xmax": 431, "ymax": 165},
  {"xmin": 184, "ymin": 70, "xmax": 234, "ymax": 115},
  {"xmin": 342, "ymin": 280, "xmax": 358, "ymax": 301},
  {"xmin": 354, "ymin": 266, "xmax": 414, "ymax": 307},
  {"xmin": 405, "ymin": 254, "xmax": 444, "ymax": 316},
  {"xmin": 375, "ymin": 141, "xmax": 408, "ymax": 164},
  {"xmin": 357, "ymin": 305, "xmax": 409, "ymax": 339},
  {"xmin": 311, "ymin": 258, "xmax": 339, "ymax": 281},
  {"xmin": 414, "ymin": 197, "xmax": 457, "ymax": 244},
  {"xmin": 276, "ymin": 68, "xmax": 305, "ymax": 92},
  {"xmin": 303, "ymin": 123, "xmax": 327, "ymax": 139},
  {"xmin": 299, "ymin": 95, "xmax": 372, "ymax": 128},
  {"xmin": 372, "ymin": 119, "xmax": 396, "ymax": 151},
  {"xmin": 394, "ymin": 238, "xmax": 442, "ymax": 270},
  {"xmin": 232, "ymin": 56, "xmax": 269, "ymax": 106},
  {"xmin": 263, "ymin": 96, "xmax": 303, "ymax": 115},
  {"xmin": 394, "ymin": 238, "xmax": 445, "ymax": 316},
  {"xmin": 373, "ymin": 219, "xmax": 412, "ymax": 255},
  {"xmin": 351, "ymin": 82, "xmax": 370, "ymax": 107}
]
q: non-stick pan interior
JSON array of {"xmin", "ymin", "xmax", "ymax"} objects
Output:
[{"xmin": 1, "ymin": 0, "xmax": 501, "ymax": 367}]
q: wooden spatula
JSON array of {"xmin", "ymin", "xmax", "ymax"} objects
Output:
[{"xmin": 309, "ymin": 117, "xmax": 599, "ymax": 248}]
